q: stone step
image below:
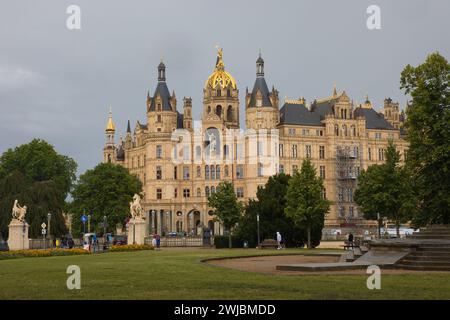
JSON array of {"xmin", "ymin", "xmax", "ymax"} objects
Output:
[
  {"xmin": 405, "ymin": 255, "xmax": 450, "ymax": 262},
  {"xmin": 416, "ymin": 244, "xmax": 450, "ymax": 250},
  {"xmin": 395, "ymin": 264, "xmax": 450, "ymax": 271},
  {"xmin": 399, "ymin": 259, "xmax": 450, "ymax": 267},
  {"xmin": 411, "ymin": 251, "xmax": 450, "ymax": 257}
]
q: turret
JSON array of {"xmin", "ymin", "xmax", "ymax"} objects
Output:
[
  {"xmin": 103, "ymin": 107, "xmax": 116, "ymax": 163},
  {"xmin": 183, "ymin": 97, "xmax": 193, "ymax": 130}
]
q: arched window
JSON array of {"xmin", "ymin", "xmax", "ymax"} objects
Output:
[
  {"xmin": 210, "ymin": 165, "xmax": 216, "ymax": 180},
  {"xmin": 351, "ymin": 125, "xmax": 356, "ymax": 136},
  {"xmin": 205, "ymin": 186, "xmax": 210, "ymax": 197},
  {"xmin": 205, "ymin": 165, "xmax": 210, "ymax": 180},
  {"xmin": 227, "ymin": 89, "xmax": 231, "ymax": 97},
  {"xmin": 227, "ymin": 105, "xmax": 233, "ymax": 121},
  {"xmin": 196, "ymin": 188, "xmax": 201, "ymax": 197},
  {"xmin": 196, "ymin": 166, "xmax": 201, "ymax": 178},
  {"xmin": 216, "ymin": 105, "xmax": 222, "ymax": 117},
  {"xmin": 343, "ymin": 125, "xmax": 347, "ymax": 136},
  {"xmin": 216, "ymin": 165, "xmax": 221, "ymax": 179}
]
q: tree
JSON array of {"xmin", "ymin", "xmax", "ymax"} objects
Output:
[
  {"xmin": 285, "ymin": 159, "xmax": 330, "ymax": 248},
  {"xmin": 400, "ymin": 52, "xmax": 450, "ymax": 225},
  {"xmin": 0, "ymin": 139, "xmax": 77, "ymax": 200},
  {"xmin": 0, "ymin": 140, "xmax": 77, "ymax": 239},
  {"xmin": 355, "ymin": 140, "xmax": 415, "ymax": 237},
  {"xmin": 208, "ymin": 181, "xmax": 242, "ymax": 248},
  {"xmin": 70, "ymin": 163, "xmax": 143, "ymax": 236}
]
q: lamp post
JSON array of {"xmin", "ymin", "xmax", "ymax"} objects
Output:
[
  {"xmin": 103, "ymin": 215, "xmax": 107, "ymax": 236},
  {"xmin": 88, "ymin": 214, "xmax": 91, "ymax": 233},
  {"xmin": 257, "ymin": 213, "xmax": 260, "ymax": 247},
  {"xmin": 377, "ymin": 212, "xmax": 381, "ymax": 238},
  {"xmin": 47, "ymin": 212, "xmax": 51, "ymax": 248}
]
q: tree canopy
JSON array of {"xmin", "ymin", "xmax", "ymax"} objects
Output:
[
  {"xmin": 0, "ymin": 139, "xmax": 76, "ymax": 239},
  {"xmin": 400, "ymin": 52, "xmax": 450, "ymax": 225},
  {"xmin": 70, "ymin": 163, "xmax": 143, "ymax": 236},
  {"xmin": 355, "ymin": 141, "xmax": 415, "ymax": 236},
  {"xmin": 285, "ymin": 159, "xmax": 330, "ymax": 248},
  {"xmin": 207, "ymin": 181, "xmax": 242, "ymax": 248}
]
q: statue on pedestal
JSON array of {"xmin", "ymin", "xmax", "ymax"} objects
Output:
[
  {"xmin": 11, "ymin": 200, "xmax": 27, "ymax": 222},
  {"xmin": 129, "ymin": 194, "xmax": 145, "ymax": 220}
]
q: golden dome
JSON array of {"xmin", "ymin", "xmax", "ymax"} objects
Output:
[
  {"xmin": 205, "ymin": 47, "xmax": 237, "ymax": 90},
  {"xmin": 105, "ymin": 107, "xmax": 116, "ymax": 132}
]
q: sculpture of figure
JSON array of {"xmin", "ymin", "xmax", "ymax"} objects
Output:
[
  {"xmin": 208, "ymin": 132, "xmax": 217, "ymax": 157},
  {"xmin": 129, "ymin": 194, "xmax": 145, "ymax": 220},
  {"xmin": 12, "ymin": 199, "xmax": 27, "ymax": 222}
]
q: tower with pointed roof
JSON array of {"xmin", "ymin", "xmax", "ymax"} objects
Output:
[
  {"xmin": 103, "ymin": 107, "xmax": 116, "ymax": 163},
  {"xmin": 147, "ymin": 61, "xmax": 178, "ymax": 133},
  {"xmin": 245, "ymin": 52, "xmax": 279, "ymax": 130}
]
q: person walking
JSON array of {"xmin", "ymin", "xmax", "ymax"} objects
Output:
[
  {"xmin": 156, "ymin": 234, "xmax": 161, "ymax": 250},
  {"xmin": 276, "ymin": 232, "xmax": 282, "ymax": 250},
  {"xmin": 151, "ymin": 234, "xmax": 157, "ymax": 248}
]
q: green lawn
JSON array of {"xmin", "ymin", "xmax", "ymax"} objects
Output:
[{"xmin": 0, "ymin": 248, "xmax": 448, "ymax": 300}]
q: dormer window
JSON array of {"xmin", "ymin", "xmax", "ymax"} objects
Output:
[
  {"xmin": 157, "ymin": 103, "xmax": 162, "ymax": 111},
  {"xmin": 227, "ymin": 89, "xmax": 231, "ymax": 97},
  {"xmin": 256, "ymin": 99, "xmax": 262, "ymax": 107}
]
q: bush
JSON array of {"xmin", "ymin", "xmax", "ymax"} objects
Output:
[
  {"xmin": 0, "ymin": 248, "xmax": 90, "ymax": 260},
  {"xmin": 214, "ymin": 235, "xmax": 252, "ymax": 249},
  {"xmin": 109, "ymin": 244, "xmax": 154, "ymax": 252}
]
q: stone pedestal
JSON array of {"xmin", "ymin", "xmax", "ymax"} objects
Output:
[
  {"xmin": 8, "ymin": 219, "xmax": 29, "ymax": 250},
  {"xmin": 127, "ymin": 219, "xmax": 146, "ymax": 245}
]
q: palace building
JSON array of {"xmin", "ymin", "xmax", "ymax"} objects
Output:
[{"xmin": 103, "ymin": 48, "xmax": 408, "ymax": 236}]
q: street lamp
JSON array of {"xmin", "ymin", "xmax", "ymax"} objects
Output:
[
  {"xmin": 257, "ymin": 214, "xmax": 260, "ymax": 248},
  {"xmin": 47, "ymin": 212, "xmax": 51, "ymax": 247},
  {"xmin": 103, "ymin": 215, "xmax": 107, "ymax": 236}
]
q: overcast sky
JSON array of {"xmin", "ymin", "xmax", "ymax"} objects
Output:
[{"xmin": 1, "ymin": 0, "xmax": 449, "ymax": 175}]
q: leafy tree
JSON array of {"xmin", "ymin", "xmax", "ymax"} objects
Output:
[
  {"xmin": 236, "ymin": 173, "xmax": 314, "ymax": 248},
  {"xmin": 285, "ymin": 159, "xmax": 330, "ymax": 248},
  {"xmin": 355, "ymin": 141, "xmax": 415, "ymax": 237},
  {"xmin": 0, "ymin": 139, "xmax": 77, "ymax": 200},
  {"xmin": 70, "ymin": 163, "xmax": 143, "ymax": 236},
  {"xmin": 0, "ymin": 139, "xmax": 76, "ymax": 239},
  {"xmin": 208, "ymin": 181, "xmax": 242, "ymax": 248},
  {"xmin": 400, "ymin": 52, "xmax": 450, "ymax": 225}
]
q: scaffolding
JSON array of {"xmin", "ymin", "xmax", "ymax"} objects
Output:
[{"xmin": 335, "ymin": 144, "xmax": 362, "ymax": 224}]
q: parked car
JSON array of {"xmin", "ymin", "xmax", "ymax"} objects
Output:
[{"xmin": 113, "ymin": 235, "xmax": 127, "ymax": 246}]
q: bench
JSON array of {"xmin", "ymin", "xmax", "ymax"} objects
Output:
[{"xmin": 260, "ymin": 239, "xmax": 279, "ymax": 249}]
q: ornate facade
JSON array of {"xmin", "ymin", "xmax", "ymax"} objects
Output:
[{"xmin": 103, "ymin": 48, "xmax": 408, "ymax": 236}]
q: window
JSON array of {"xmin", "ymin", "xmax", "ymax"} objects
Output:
[
  {"xmin": 156, "ymin": 188, "xmax": 162, "ymax": 200},
  {"xmin": 292, "ymin": 165, "xmax": 298, "ymax": 173},
  {"xmin": 319, "ymin": 146, "xmax": 325, "ymax": 159},
  {"xmin": 351, "ymin": 125, "xmax": 356, "ymax": 136},
  {"xmin": 321, "ymin": 188, "xmax": 327, "ymax": 200},
  {"xmin": 279, "ymin": 164, "xmax": 284, "ymax": 174},
  {"xmin": 316, "ymin": 129, "xmax": 323, "ymax": 136},
  {"xmin": 227, "ymin": 89, "xmax": 231, "ymax": 97},
  {"xmin": 216, "ymin": 105, "xmax": 222, "ymax": 117},
  {"xmin": 349, "ymin": 206, "xmax": 354, "ymax": 218},
  {"xmin": 217, "ymin": 90, "xmax": 221, "ymax": 97},
  {"xmin": 173, "ymin": 166, "xmax": 177, "ymax": 179},
  {"xmin": 223, "ymin": 145, "xmax": 229, "ymax": 158},
  {"xmin": 210, "ymin": 165, "xmax": 216, "ymax": 180},
  {"xmin": 378, "ymin": 148, "xmax": 385, "ymax": 161},
  {"xmin": 196, "ymin": 166, "xmax": 201, "ymax": 178},
  {"xmin": 279, "ymin": 144, "xmax": 284, "ymax": 157},
  {"xmin": 302, "ymin": 129, "xmax": 310, "ymax": 136},
  {"xmin": 320, "ymin": 166, "xmax": 326, "ymax": 179},
  {"xmin": 288, "ymin": 128, "xmax": 296, "ymax": 135},
  {"xmin": 174, "ymin": 188, "xmax": 178, "ymax": 198},
  {"xmin": 156, "ymin": 145, "xmax": 162, "ymax": 158},
  {"xmin": 205, "ymin": 186, "xmax": 210, "ymax": 197},
  {"xmin": 347, "ymin": 188, "xmax": 353, "ymax": 202},
  {"xmin": 211, "ymin": 186, "xmax": 215, "ymax": 194},
  {"xmin": 343, "ymin": 125, "xmax": 348, "ymax": 136},
  {"xmin": 196, "ymin": 188, "xmax": 201, "ymax": 197},
  {"xmin": 183, "ymin": 189, "xmax": 190, "ymax": 198},
  {"xmin": 335, "ymin": 125, "xmax": 339, "ymax": 136},
  {"xmin": 375, "ymin": 132, "xmax": 382, "ymax": 140},
  {"xmin": 224, "ymin": 165, "xmax": 229, "ymax": 177},
  {"xmin": 338, "ymin": 187, "xmax": 344, "ymax": 201},
  {"xmin": 368, "ymin": 147, "xmax": 372, "ymax": 160},
  {"xmin": 257, "ymin": 141, "xmax": 263, "ymax": 156},
  {"xmin": 157, "ymin": 115, "xmax": 162, "ymax": 123},
  {"xmin": 183, "ymin": 166, "xmax": 190, "ymax": 180},
  {"xmin": 305, "ymin": 145, "xmax": 312, "ymax": 158},
  {"xmin": 292, "ymin": 145, "xmax": 297, "ymax": 158},
  {"xmin": 205, "ymin": 165, "xmax": 210, "ymax": 180},
  {"xmin": 216, "ymin": 165, "xmax": 221, "ymax": 179},
  {"xmin": 156, "ymin": 166, "xmax": 162, "ymax": 180},
  {"xmin": 258, "ymin": 162, "xmax": 263, "ymax": 177},
  {"xmin": 236, "ymin": 165, "xmax": 244, "ymax": 179},
  {"xmin": 236, "ymin": 187, "xmax": 244, "ymax": 198}
]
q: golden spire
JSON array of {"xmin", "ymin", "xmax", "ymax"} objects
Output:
[
  {"xmin": 105, "ymin": 106, "xmax": 116, "ymax": 132},
  {"xmin": 205, "ymin": 47, "xmax": 237, "ymax": 89}
]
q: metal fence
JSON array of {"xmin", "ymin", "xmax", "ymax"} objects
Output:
[{"xmin": 144, "ymin": 236, "xmax": 214, "ymax": 247}]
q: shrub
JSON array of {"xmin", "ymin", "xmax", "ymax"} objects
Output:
[
  {"xmin": 214, "ymin": 235, "xmax": 247, "ymax": 249},
  {"xmin": 109, "ymin": 244, "xmax": 154, "ymax": 252},
  {"xmin": 0, "ymin": 248, "xmax": 90, "ymax": 260}
]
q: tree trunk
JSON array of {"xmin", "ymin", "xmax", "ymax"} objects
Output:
[
  {"xmin": 228, "ymin": 233, "xmax": 232, "ymax": 249},
  {"xmin": 307, "ymin": 226, "xmax": 311, "ymax": 249}
]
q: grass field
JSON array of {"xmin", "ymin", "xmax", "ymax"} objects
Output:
[{"xmin": 0, "ymin": 248, "xmax": 449, "ymax": 300}]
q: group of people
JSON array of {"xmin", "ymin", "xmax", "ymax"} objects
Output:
[
  {"xmin": 53, "ymin": 236, "xmax": 74, "ymax": 249},
  {"xmin": 151, "ymin": 234, "xmax": 161, "ymax": 249}
]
